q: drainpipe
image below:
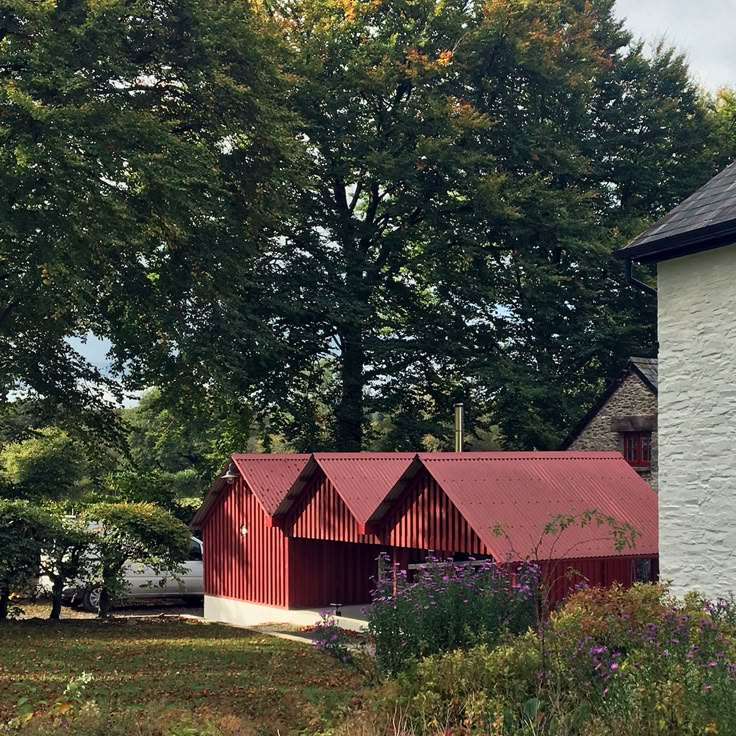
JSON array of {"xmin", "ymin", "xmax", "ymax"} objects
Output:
[
  {"xmin": 454, "ymin": 403, "xmax": 464, "ymax": 452},
  {"xmin": 623, "ymin": 259, "xmax": 657, "ymax": 297}
]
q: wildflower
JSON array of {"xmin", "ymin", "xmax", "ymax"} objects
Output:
[{"xmin": 610, "ymin": 662, "xmax": 619, "ymax": 670}]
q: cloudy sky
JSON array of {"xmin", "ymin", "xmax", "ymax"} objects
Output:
[{"xmin": 615, "ymin": 0, "xmax": 736, "ymax": 91}]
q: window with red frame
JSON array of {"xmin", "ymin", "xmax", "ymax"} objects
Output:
[{"xmin": 624, "ymin": 432, "xmax": 652, "ymax": 467}]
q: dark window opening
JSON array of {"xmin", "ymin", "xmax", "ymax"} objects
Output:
[{"xmin": 624, "ymin": 432, "xmax": 652, "ymax": 467}]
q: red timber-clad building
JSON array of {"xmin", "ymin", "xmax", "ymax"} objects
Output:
[{"xmin": 192, "ymin": 452, "xmax": 658, "ymax": 625}]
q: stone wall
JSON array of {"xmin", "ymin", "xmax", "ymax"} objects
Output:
[
  {"xmin": 658, "ymin": 243, "xmax": 736, "ymax": 599},
  {"xmin": 569, "ymin": 372, "xmax": 658, "ymax": 490}
]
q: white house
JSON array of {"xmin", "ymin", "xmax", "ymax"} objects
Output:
[{"xmin": 617, "ymin": 160, "xmax": 736, "ymax": 599}]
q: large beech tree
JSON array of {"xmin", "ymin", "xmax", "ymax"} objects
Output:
[
  {"xmin": 0, "ymin": 0, "xmax": 295, "ymax": 434},
  {"xmin": 215, "ymin": 0, "xmax": 726, "ymax": 450},
  {"xmin": 2, "ymin": 0, "xmax": 732, "ymax": 452}
]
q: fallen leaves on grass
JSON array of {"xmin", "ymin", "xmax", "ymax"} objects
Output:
[{"xmin": 0, "ymin": 619, "xmax": 366, "ymax": 735}]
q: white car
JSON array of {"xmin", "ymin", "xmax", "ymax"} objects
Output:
[{"xmin": 61, "ymin": 536, "xmax": 204, "ymax": 612}]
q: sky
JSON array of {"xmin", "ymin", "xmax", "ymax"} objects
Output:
[
  {"xmin": 614, "ymin": 0, "xmax": 736, "ymax": 92},
  {"xmin": 72, "ymin": 1, "xmax": 736, "ymax": 395}
]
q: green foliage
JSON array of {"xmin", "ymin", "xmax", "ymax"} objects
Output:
[
  {"xmin": 0, "ymin": 500, "xmax": 49, "ymax": 619},
  {"xmin": 37, "ymin": 509, "xmax": 95, "ymax": 620},
  {"xmin": 369, "ymin": 585, "xmax": 736, "ymax": 736},
  {"xmin": 185, "ymin": 0, "xmax": 735, "ymax": 451},
  {"xmin": 367, "ymin": 556, "xmax": 539, "ymax": 675},
  {"xmin": 104, "ymin": 390, "xmax": 254, "ymax": 521},
  {"xmin": 0, "ymin": 428, "xmax": 84, "ymax": 501},
  {"xmin": 81, "ymin": 502, "xmax": 191, "ymax": 617},
  {"xmin": 0, "ymin": 0, "xmax": 296, "ymax": 433},
  {"xmin": 313, "ymin": 611, "xmax": 355, "ymax": 665}
]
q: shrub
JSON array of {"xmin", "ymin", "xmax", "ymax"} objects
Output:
[
  {"xmin": 366, "ymin": 555, "xmax": 539, "ymax": 675},
  {"xmin": 0, "ymin": 501, "xmax": 49, "ymax": 620},
  {"xmin": 81, "ymin": 502, "xmax": 191, "ymax": 618},
  {"xmin": 313, "ymin": 611, "xmax": 354, "ymax": 665},
  {"xmin": 367, "ymin": 584, "xmax": 736, "ymax": 736}
]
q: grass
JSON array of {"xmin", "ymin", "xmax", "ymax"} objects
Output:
[{"xmin": 0, "ymin": 617, "xmax": 365, "ymax": 734}]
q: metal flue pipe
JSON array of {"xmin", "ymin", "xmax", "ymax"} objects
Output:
[{"xmin": 454, "ymin": 403, "xmax": 464, "ymax": 452}]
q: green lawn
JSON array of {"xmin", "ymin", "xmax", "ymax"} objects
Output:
[{"xmin": 0, "ymin": 618, "xmax": 364, "ymax": 734}]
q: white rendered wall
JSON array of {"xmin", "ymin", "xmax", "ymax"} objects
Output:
[{"xmin": 658, "ymin": 244, "xmax": 736, "ymax": 598}]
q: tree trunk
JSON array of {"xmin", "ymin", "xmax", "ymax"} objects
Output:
[
  {"xmin": 0, "ymin": 590, "xmax": 8, "ymax": 621},
  {"xmin": 335, "ymin": 324, "xmax": 365, "ymax": 451},
  {"xmin": 50, "ymin": 576, "xmax": 63, "ymax": 620},
  {"xmin": 98, "ymin": 587, "xmax": 111, "ymax": 619}
]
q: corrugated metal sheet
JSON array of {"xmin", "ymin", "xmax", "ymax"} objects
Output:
[
  {"xmin": 285, "ymin": 471, "xmax": 379, "ymax": 544},
  {"xmin": 314, "ymin": 454, "xmax": 416, "ymax": 523},
  {"xmin": 200, "ymin": 476, "xmax": 289, "ymax": 607},
  {"xmin": 192, "ymin": 454, "xmax": 309, "ymax": 527},
  {"xmin": 196, "ymin": 452, "xmax": 658, "ymax": 611},
  {"xmin": 274, "ymin": 453, "xmax": 414, "ymax": 523},
  {"xmin": 417, "ymin": 452, "xmax": 658, "ymax": 562},
  {"xmin": 232, "ymin": 454, "xmax": 310, "ymax": 516},
  {"xmin": 383, "ymin": 473, "xmax": 487, "ymax": 555}
]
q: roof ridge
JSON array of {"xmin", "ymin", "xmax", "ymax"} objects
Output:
[{"xmin": 617, "ymin": 159, "xmax": 736, "ymax": 262}]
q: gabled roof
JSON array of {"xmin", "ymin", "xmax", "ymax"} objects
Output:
[
  {"xmin": 273, "ymin": 453, "xmax": 415, "ymax": 523},
  {"xmin": 560, "ymin": 357, "xmax": 657, "ymax": 449},
  {"xmin": 629, "ymin": 357, "xmax": 658, "ymax": 391},
  {"xmin": 191, "ymin": 453, "xmax": 309, "ymax": 527},
  {"xmin": 382, "ymin": 452, "xmax": 657, "ymax": 562},
  {"xmin": 616, "ymin": 160, "xmax": 736, "ymax": 263},
  {"xmin": 231, "ymin": 454, "xmax": 311, "ymax": 515}
]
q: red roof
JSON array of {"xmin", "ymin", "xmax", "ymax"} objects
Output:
[
  {"xmin": 231, "ymin": 454, "xmax": 311, "ymax": 515},
  {"xmin": 413, "ymin": 452, "xmax": 658, "ymax": 561},
  {"xmin": 274, "ymin": 453, "xmax": 415, "ymax": 522},
  {"xmin": 191, "ymin": 453, "xmax": 309, "ymax": 526}
]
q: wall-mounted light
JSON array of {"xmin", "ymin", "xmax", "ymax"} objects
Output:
[
  {"xmin": 240, "ymin": 523, "xmax": 248, "ymax": 537},
  {"xmin": 221, "ymin": 462, "xmax": 238, "ymax": 485}
]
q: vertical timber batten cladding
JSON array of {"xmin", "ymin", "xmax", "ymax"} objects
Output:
[
  {"xmin": 202, "ymin": 475, "xmax": 290, "ymax": 606},
  {"xmin": 274, "ymin": 453, "xmax": 416, "ymax": 540},
  {"xmin": 193, "ymin": 452, "xmax": 659, "ymax": 621},
  {"xmin": 379, "ymin": 472, "xmax": 487, "ymax": 556},
  {"xmin": 367, "ymin": 452, "xmax": 658, "ymax": 602},
  {"xmin": 192, "ymin": 454, "xmax": 310, "ymax": 608}
]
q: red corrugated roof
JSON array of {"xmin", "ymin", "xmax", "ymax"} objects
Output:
[
  {"xmin": 315, "ymin": 453, "xmax": 416, "ymax": 523},
  {"xmin": 274, "ymin": 453, "xmax": 415, "ymax": 523},
  {"xmin": 191, "ymin": 453, "xmax": 310, "ymax": 527},
  {"xmin": 232, "ymin": 454, "xmax": 310, "ymax": 516},
  {"xmin": 415, "ymin": 452, "xmax": 658, "ymax": 561}
]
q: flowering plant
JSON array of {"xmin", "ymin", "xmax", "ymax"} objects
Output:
[
  {"xmin": 367, "ymin": 554, "xmax": 539, "ymax": 674},
  {"xmin": 312, "ymin": 611, "xmax": 353, "ymax": 665}
]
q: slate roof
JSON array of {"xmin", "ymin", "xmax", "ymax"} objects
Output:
[
  {"xmin": 616, "ymin": 160, "xmax": 736, "ymax": 263},
  {"xmin": 560, "ymin": 357, "xmax": 657, "ymax": 449},
  {"xmin": 630, "ymin": 357, "xmax": 658, "ymax": 391}
]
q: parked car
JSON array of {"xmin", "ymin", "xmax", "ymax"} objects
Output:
[{"xmin": 59, "ymin": 536, "xmax": 204, "ymax": 612}]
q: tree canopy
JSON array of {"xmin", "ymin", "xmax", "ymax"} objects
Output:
[
  {"xmin": 170, "ymin": 0, "xmax": 730, "ymax": 450},
  {"xmin": 0, "ymin": 0, "xmax": 296, "ymax": 435},
  {"xmin": 2, "ymin": 0, "xmax": 734, "ymax": 455}
]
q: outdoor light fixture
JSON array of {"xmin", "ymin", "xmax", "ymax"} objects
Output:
[
  {"xmin": 240, "ymin": 523, "xmax": 248, "ymax": 537},
  {"xmin": 221, "ymin": 462, "xmax": 238, "ymax": 485}
]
